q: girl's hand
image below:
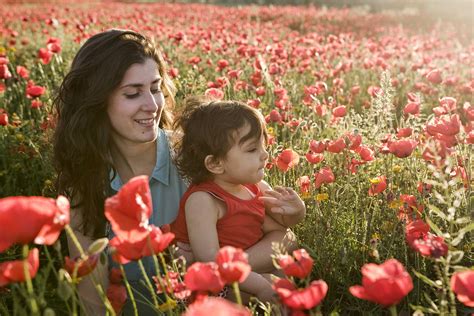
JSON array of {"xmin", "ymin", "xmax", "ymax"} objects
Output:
[{"xmin": 259, "ymin": 186, "xmax": 305, "ymax": 218}]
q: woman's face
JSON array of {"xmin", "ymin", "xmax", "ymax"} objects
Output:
[{"xmin": 107, "ymin": 58, "xmax": 164, "ymax": 148}]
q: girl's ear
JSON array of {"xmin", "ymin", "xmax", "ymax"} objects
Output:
[{"xmin": 204, "ymin": 155, "xmax": 224, "ymax": 175}]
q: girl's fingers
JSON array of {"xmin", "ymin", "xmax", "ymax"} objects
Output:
[
  {"xmin": 258, "ymin": 196, "xmax": 284, "ymax": 206},
  {"xmin": 264, "ymin": 189, "xmax": 283, "ymax": 199}
]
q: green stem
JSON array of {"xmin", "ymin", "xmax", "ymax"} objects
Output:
[
  {"xmin": 22, "ymin": 245, "xmax": 39, "ymax": 316},
  {"xmin": 389, "ymin": 305, "xmax": 397, "ymax": 316},
  {"xmin": 232, "ymin": 282, "xmax": 242, "ymax": 306},
  {"xmin": 120, "ymin": 265, "xmax": 138, "ymax": 316},
  {"xmin": 138, "ymin": 259, "xmax": 159, "ymax": 309},
  {"xmin": 64, "ymin": 225, "xmax": 86, "ymax": 258}
]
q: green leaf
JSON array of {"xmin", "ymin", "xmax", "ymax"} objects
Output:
[
  {"xmin": 455, "ymin": 217, "xmax": 471, "ymax": 225},
  {"xmin": 450, "ymin": 251, "xmax": 464, "ymax": 264},
  {"xmin": 412, "ymin": 269, "xmax": 442, "ymax": 289},
  {"xmin": 57, "ymin": 280, "xmax": 73, "ymax": 301},
  {"xmin": 425, "ymin": 217, "xmax": 444, "ymax": 237},
  {"xmin": 428, "ymin": 204, "xmax": 446, "ymax": 220},
  {"xmin": 451, "ymin": 222, "xmax": 474, "ymax": 246}
]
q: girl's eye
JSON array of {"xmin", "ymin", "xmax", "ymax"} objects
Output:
[
  {"xmin": 151, "ymin": 88, "xmax": 162, "ymax": 94},
  {"xmin": 248, "ymin": 148, "xmax": 257, "ymax": 152},
  {"xmin": 125, "ymin": 93, "xmax": 139, "ymax": 99}
]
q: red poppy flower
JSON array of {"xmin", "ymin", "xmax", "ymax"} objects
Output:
[
  {"xmin": 346, "ymin": 132, "xmax": 362, "ymax": 150},
  {"xmin": 38, "ymin": 48, "xmax": 53, "ymax": 64},
  {"xmin": 275, "ymin": 149, "xmax": 300, "ymax": 172},
  {"xmin": 273, "ymin": 278, "xmax": 328, "ymax": 310},
  {"xmin": 405, "ymin": 219, "xmax": 430, "ymax": 246},
  {"xmin": 396, "ymin": 127, "xmax": 412, "ymax": 138},
  {"xmin": 314, "ymin": 167, "xmax": 335, "ymax": 188},
  {"xmin": 0, "ymin": 248, "xmax": 39, "ymax": 287},
  {"xmin": 349, "ymin": 259, "xmax": 413, "ymax": 307},
  {"xmin": 204, "ymin": 88, "xmax": 224, "ymax": 100},
  {"xmin": 26, "ymin": 85, "xmax": 46, "ymax": 98},
  {"xmin": 268, "ymin": 109, "xmax": 282, "ymax": 123},
  {"xmin": 388, "ymin": 139, "xmax": 417, "ymax": 158},
  {"xmin": 297, "ymin": 176, "xmax": 311, "ymax": 193},
  {"xmin": 0, "ymin": 196, "xmax": 70, "ymax": 252},
  {"xmin": 426, "ymin": 114, "xmax": 461, "ymax": 136},
  {"xmin": 403, "ymin": 102, "xmax": 420, "ymax": 116},
  {"xmin": 450, "ymin": 270, "xmax": 474, "ymax": 307},
  {"xmin": 0, "ymin": 112, "xmax": 8, "ymax": 126},
  {"xmin": 368, "ymin": 176, "xmax": 387, "ymax": 196},
  {"xmin": 64, "ymin": 254, "xmax": 99, "ymax": 278},
  {"xmin": 411, "ymin": 233, "xmax": 448, "ymax": 258},
  {"xmin": 326, "ymin": 137, "xmax": 346, "ymax": 153},
  {"xmin": 109, "ymin": 226, "xmax": 174, "ymax": 264},
  {"xmin": 16, "ymin": 66, "xmax": 29, "ymax": 79},
  {"xmin": 356, "ymin": 145, "xmax": 374, "ymax": 162},
  {"xmin": 309, "ymin": 140, "xmax": 326, "ymax": 153},
  {"xmin": 215, "ymin": 246, "xmax": 250, "ymax": 284},
  {"xmin": 105, "ymin": 175, "xmax": 152, "ymax": 242},
  {"xmin": 184, "ymin": 297, "xmax": 250, "ymax": 316},
  {"xmin": 426, "ymin": 69, "xmax": 442, "ymax": 84},
  {"xmin": 109, "ymin": 267, "xmax": 123, "ymax": 285},
  {"xmin": 277, "ymin": 249, "xmax": 313, "ymax": 279},
  {"xmin": 184, "ymin": 262, "xmax": 225, "ymax": 295},
  {"xmin": 332, "ymin": 105, "xmax": 347, "ymax": 117},
  {"xmin": 107, "ymin": 283, "xmax": 127, "ymax": 314},
  {"xmin": 305, "ymin": 152, "xmax": 324, "ymax": 164},
  {"xmin": 0, "ymin": 64, "xmax": 12, "ymax": 80}
]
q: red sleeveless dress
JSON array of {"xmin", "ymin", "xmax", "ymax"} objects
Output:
[{"xmin": 170, "ymin": 182, "xmax": 265, "ymax": 249}]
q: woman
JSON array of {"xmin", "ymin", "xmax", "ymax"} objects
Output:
[{"xmin": 54, "ymin": 29, "xmax": 298, "ymax": 315}]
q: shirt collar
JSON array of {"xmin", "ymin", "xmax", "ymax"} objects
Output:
[
  {"xmin": 109, "ymin": 129, "xmax": 170, "ymax": 191},
  {"xmin": 151, "ymin": 128, "xmax": 170, "ymax": 186}
]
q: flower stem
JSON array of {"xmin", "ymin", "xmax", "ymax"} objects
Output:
[
  {"xmin": 120, "ymin": 264, "xmax": 138, "ymax": 316},
  {"xmin": 22, "ymin": 245, "xmax": 39, "ymax": 316},
  {"xmin": 232, "ymin": 282, "xmax": 242, "ymax": 306},
  {"xmin": 64, "ymin": 225, "xmax": 86, "ymax": 258},
  {"xmin": 138, "ymin": 259, "xmax": 159, "ymax": 309},
  {"xmin": 389, "ymin": 305, "xmax": 397, "ymax": 316}
]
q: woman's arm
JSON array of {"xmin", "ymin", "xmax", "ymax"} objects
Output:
[
  {"xmin": 257, "ymin": 180, "xmax": 306, "ymax": 228},
  {"xmin": 245, "ymin": 213, "xmax": 298, "ymax": 274},
  {"xmin": 67, "ymin": 209, "xmax": 109, "ymax": 315}
]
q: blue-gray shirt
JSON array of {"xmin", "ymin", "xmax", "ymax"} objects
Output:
[{"xmin": 108, "ymin": 128, "xmax": 187, "ymax": 297}]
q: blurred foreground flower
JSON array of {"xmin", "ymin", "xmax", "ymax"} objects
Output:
[
  {"xmin": 0, "ymin": 248, "xmax": 39, "ymax": 287},
  {"xmin": 349, "ymin": 259, "xmax": 413, "ymax": 307},
  {"xmin": 184, "ymin": 297, "xmax": 250, "ymax": 316},
  {"xmin": 0, "ymin": 196, "xmax": 70, "ymax": 252},
  {"xmin": 277, "ymin": 249, "xmax": 313, "ymax": 279},
  {"xmin": 450, "ymin": 270, "xmax": 474, "ymax": 307}
]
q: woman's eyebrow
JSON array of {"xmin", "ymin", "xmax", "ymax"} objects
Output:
[{"xmin": 120, "ymin": 78, "xmax": 162, "ymax": 89}]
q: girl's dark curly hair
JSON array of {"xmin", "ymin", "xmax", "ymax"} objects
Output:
[
  {"xmin": 53, "ymin": 29, "xmax": 176, "ymax": 238},
  {"xmin": 174, "ymin": 97, "xmax": 268, "ymax": 184}
]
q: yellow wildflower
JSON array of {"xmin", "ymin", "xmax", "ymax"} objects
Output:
[
  {"xmin": 15, "ymin": 133, "xmax": 24, "ymax": 142},
  {"xmin": 392, "ymin": 165, "xmax": 402, "ymax": 173},
  {"xmin": 301, "ymin": 191, "xmax": 311, "ymax": 200},
  {"xmin": 267, "ymin": 126, "xmax": 274, "ymax": 136},
  {"xmin": 389, "ymin": 200, "xmax": 402, "ymax": 209},
  {"xmin": 369, "ymin": 177, "xmax": 381, "ymax": 184},
  {"xmin": 316, "ymin": 193, "xmax": 329, "ymax": 202},
  {"xmin": 158, "ymin": 298, "xmax": 177, "ymax": 312},
  {"xmin": 44, "ymin": 180, "xmax": 53, "ymax": 187}
]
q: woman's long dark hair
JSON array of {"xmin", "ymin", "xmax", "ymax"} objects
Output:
[{"xmin": 53, "ymin": 29, "xmax": 176, "ymax": 238}]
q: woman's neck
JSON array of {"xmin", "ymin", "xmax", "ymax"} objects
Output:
[{"xmin": 111, "ymin": 141, "xmax": 157, "ymax": 182}]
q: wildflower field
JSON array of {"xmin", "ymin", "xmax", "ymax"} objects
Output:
[{"xmin": 0, "ymin": 2, "xmax": 473, "ymax": 315}]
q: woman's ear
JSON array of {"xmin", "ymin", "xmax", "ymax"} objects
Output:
[{"xmin": 204, "ymin": 155, "xmax": 224, "ymax": 175}]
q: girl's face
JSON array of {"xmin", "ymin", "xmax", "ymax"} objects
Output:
[
  {"xmin": 218, "ymin": 123, "xmax": 269, "ymax": 185},
  {"xmin": 107, "ymin": 58, "xmax": 164, "ymax": 148}
]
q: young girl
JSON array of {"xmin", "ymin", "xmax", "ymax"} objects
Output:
[{"xmin": 170, "ymin": 98, "xmax": 306, "ymax": 302}]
